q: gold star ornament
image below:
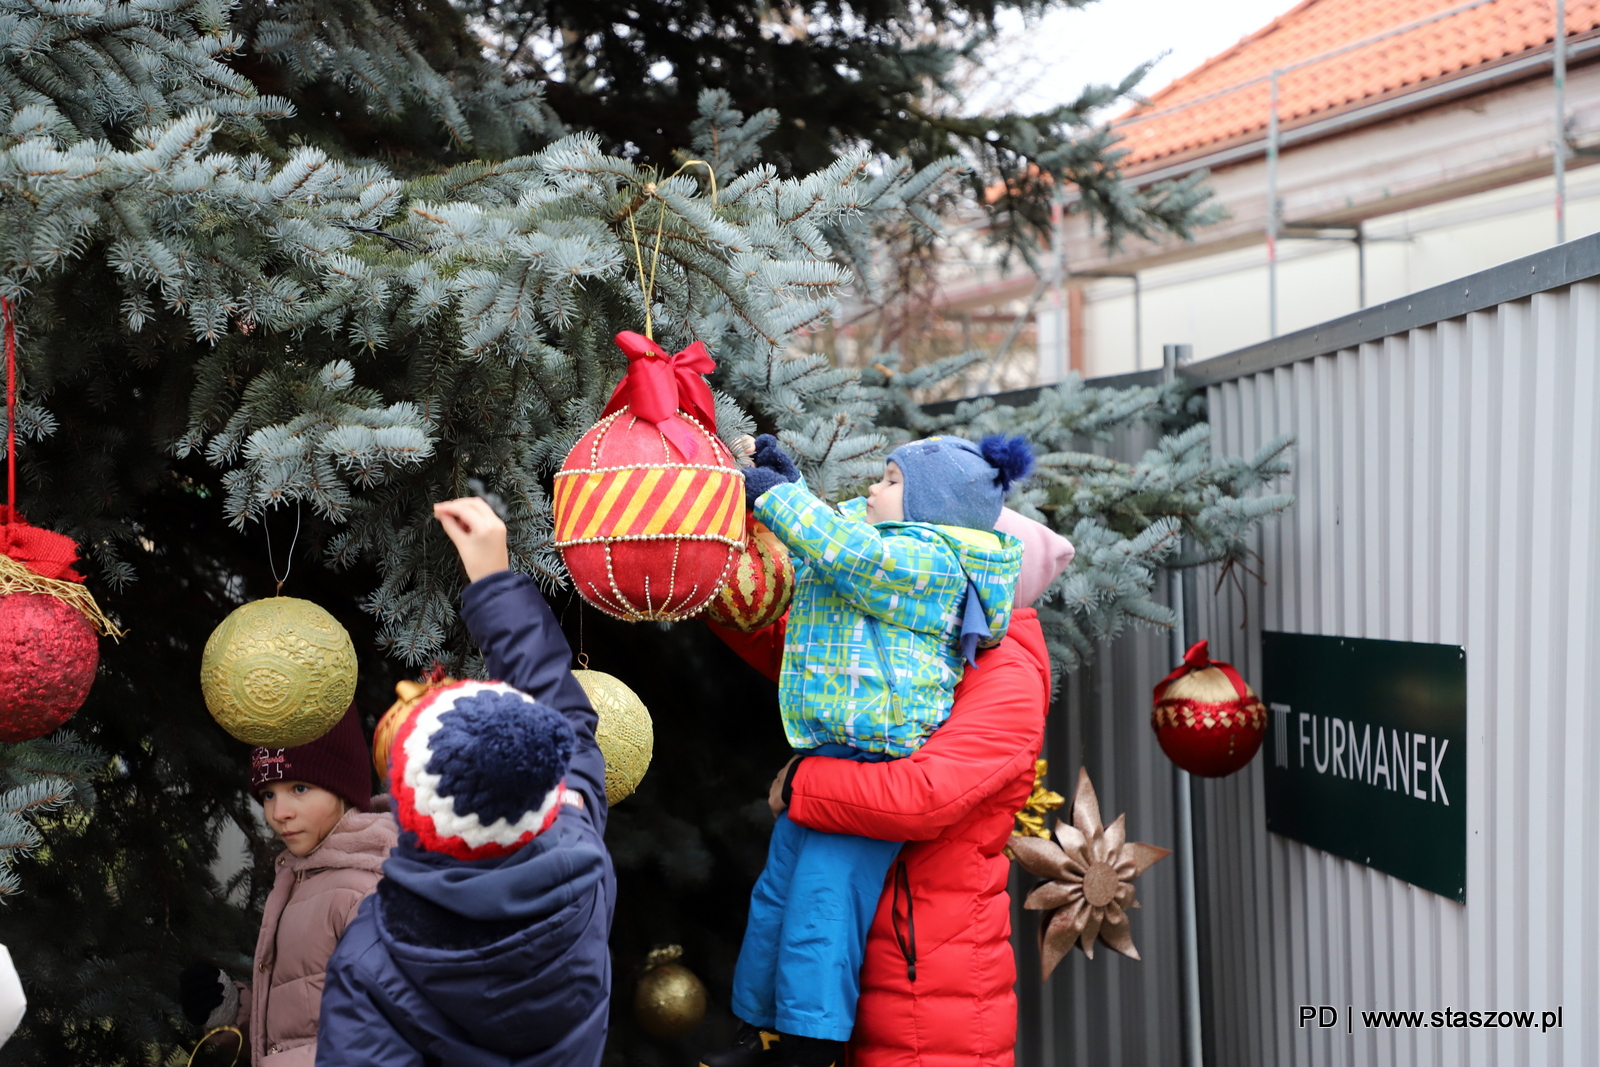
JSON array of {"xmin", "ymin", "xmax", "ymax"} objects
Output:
[{"xmin": 1008, "ymin": 767, "xmax": 1171, "ymax": 978}]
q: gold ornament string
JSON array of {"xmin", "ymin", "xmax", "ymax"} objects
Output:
[
  {"xmin": 0, "ymin": 553, "xmax": 125, "ymax": 638},
  {"xmin": 263, "ymin": 502, "xmax": 301, "ymax": 597},
  {"xmin": 627, "ymin": 160, "xmax": 718, "ymax": 341}
]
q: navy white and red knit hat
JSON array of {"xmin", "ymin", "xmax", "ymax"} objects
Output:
[{"xmin": 389, "ymin": 680, "xmax": 576, "ymax": 861}]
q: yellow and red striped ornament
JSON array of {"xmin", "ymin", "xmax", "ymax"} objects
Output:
[
  {"xmin": 704, "ymin": 517, "xmax": 794, "ymax": 632},
  {"xmin": 554, "ymin": 332, "xmax": 744, "ymax": 621}
]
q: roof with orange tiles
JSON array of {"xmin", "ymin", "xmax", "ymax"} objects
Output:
[{"xmin": 1114, "ymin": 0, "xmax": 1600, "ymax": 169}]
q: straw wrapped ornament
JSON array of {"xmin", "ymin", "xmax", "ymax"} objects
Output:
[
  {"xmin": 1151, "ymin": 639, "xmax": 1267, "ymax": 777},
  {"xmin": 0, "ymin": 297, "xmax": 123, "ymax": 742}
]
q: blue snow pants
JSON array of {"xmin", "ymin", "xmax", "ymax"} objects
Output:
[{"xmin": 730, "ymin": 749, "xmax": 903, "ymax": 1042}]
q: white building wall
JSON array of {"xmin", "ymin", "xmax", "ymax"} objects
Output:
[{"xmin": 1067, "ymin": 165, "xmax": 1600, "ymax": 379}]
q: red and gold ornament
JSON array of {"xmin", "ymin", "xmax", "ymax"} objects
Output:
[
  {"xmin": 553, "ymin": 332, "xmax": 744, "ymax": 621},
  {"xmin": 0, "ymin": 297, "xmax": 122, "ymax": 742},
  {"xmin": 1151, "ymin": 639, "xmax": 1267, "ymax": 777},
  {"xmin": 372, "ymin": 664, "xmax": 456, "ymax": 784},
  {"xmin": 703, "ymin": 517, "xmax": 794, "ymax": 632}
]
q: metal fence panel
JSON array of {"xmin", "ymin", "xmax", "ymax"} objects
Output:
[
  {"xmin": 1196, "ymin": 282, "xmax": 1600, "ymax": 1066},
  {"xmin": 1012, "ymin": 419, "xmax": 1188, "ymax": 1067}
]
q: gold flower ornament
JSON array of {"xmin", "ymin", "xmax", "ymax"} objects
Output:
[{"xmin": 1008, "ymin": 766, "xmax": 1171, "ymax": 978}]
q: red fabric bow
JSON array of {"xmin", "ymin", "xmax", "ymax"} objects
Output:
[
  {"xmin": 601, "ymin": 332, "xmax": 719, "ymax": 458},
  {"xmin": 1152, "ymin": 639, "xmax": 1249, "ymax": 702},
  {"xmin": 0, "ymin": 507, "xmax": 85, "ymax": 583}
]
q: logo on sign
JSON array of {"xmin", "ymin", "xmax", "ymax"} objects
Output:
[{"xmin": 1262, "ymin": 632, "xmax": 1466, "ymax": 901}]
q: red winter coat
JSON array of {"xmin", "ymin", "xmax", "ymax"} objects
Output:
[{"xmin": 711, "ymin": 610, "xmax": 1052, "ymax": 1067}]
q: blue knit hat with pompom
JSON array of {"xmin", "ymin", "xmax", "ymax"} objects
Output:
[{"xmin": 886, "ymin": 434, "xmax": 1034, "ymax": 531}]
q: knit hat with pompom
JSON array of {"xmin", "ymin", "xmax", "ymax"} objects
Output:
[
  {"xmin": 886, "ymin": 434, "xmax": 1035, "ymax": 531},
  {"xmin": 389, "ymin": 680, "xmax": 576, "ymax": 861}
]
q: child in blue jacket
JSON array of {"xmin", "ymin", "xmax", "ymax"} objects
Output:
[
  {"xmin": 316, "ymin": 497, "xmax": 614, "ymax": 1067},
  {"xmin": 706, "ymin": 434, "xmax": 1030, "ymax": 1067}
]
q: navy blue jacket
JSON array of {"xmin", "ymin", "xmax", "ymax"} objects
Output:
[{"xmin": 317, "ymin": 570, "xmax": 615, "ymax": 1067}]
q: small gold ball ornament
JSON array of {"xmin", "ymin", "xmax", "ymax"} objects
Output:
[
  {"xmin": 633, "ymin": 945, "xmax": 707, "ymax": 1039},
  {"xmin": 200, "ymin": 597, "xmax": 357, "ymax": 748},
  {"xmin": 372, "ymin": 669, "xmax": 457, "ymax": 783},
  {"xmin": 573, "ymin": 668, "xmax": 653, "ymax": 806}
]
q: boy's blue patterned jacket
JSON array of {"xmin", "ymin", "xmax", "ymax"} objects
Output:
[{"xmin": 754, "ymin": 481, "xmax": 1023, "ymax": 758}]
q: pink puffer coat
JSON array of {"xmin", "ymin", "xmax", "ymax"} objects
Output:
[{"xmin": 239, "ymin": 810, "xmax": 396, "ymax": 1066}]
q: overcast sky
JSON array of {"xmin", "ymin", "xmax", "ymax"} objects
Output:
[{"xmin": 970, "ymin": 0, "xmax": 1298, "ymax": 114}]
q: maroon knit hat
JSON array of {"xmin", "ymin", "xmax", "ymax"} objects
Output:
[{"xmin": 249, "ymin": 704, "xmax": 372, "ymax": 812}]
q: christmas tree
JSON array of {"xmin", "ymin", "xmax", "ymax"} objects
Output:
[{"xmin": 0, "ymin": 2, "xmax": 1288, "ymax": 1063}]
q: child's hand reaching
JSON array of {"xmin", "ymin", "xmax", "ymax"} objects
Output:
[
  {"xmin": 434, "ymin": 497, "xmax": 510, "ymax": 582},
  {"xmin": 742, "ymin": 433, "xmax": 802, "ymax": 509}
]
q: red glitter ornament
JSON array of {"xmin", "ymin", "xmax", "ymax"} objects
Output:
[
  {"xmin": 0, "ymin": 592, "xmax": 98, "ymax": 742},
  {"xmin": 1151, "ymin": 640, "xmax": 1267, "ymax": 778},
  {"xmin": 552, "ymin": 333, "xmax": 744, "ymax": 621}
]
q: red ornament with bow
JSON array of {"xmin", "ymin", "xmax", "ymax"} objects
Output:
[
  {"xmin": 0, "ymin": 297, "xmax": 122, "ymax": 742},
  {"xmin": 1151, "ymin": 640, "xmax": 1267, "ymax": 777},
  {"xmin": 552, "ymin": 332, "xmax": 744, "ymax": 621}
]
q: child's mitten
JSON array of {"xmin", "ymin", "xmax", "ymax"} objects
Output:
[{"xmin": 742, "ymin": 434, "xmax": 801, "ymax": 508}]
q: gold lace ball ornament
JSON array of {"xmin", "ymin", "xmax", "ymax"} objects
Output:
[
  {"xmin": 633, "ymin": 945, "xmax": 707, "ymax": 1040},
  {"xmin": 372, "ymin": 666, "xmax": 456, "ymax": 784},
  {"xmin": 574, "ymin": 669, "xmax": 653, "ymax": 805},
  {"xmin": 200, "ymin": 598, "xmax": 358, "ymax": 747},
  {"xmin": 1151, "ymin": 639, "xmax": 1267, "ymax": 777},
  {"xmin": 704, "ymin": 518, "xmax": 795, "ymax": 632}
]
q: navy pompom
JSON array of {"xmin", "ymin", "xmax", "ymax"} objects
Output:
[
  {"xmin": 980, "ymin": 434, "xmax": 1035, "ymax": 491},
  {"xmin": 427, "ymin": 690, "xmax": 576, "ymax": 827}
]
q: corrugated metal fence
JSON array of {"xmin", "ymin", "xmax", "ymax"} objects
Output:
[
  {"xmin": 1018, "ymin": 235, "xmax": 1600, "ymax": 1065},
  {"xmin": 1011, "ymin": 411, "xmax": 1189, "ymax": 1067}
]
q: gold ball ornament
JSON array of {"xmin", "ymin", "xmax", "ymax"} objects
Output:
[
  {"xmin": 633, "ymin": 945, "xmax": 707, "ymax": 1040},
  {"xmin": 573, "ymin": 669, "xmax": 653, "ymax": 806},
  {"xmin": 200, "ymin": 597, "xmax": 358, "ymax": 748},
  {"xmin": 372, "ymin": 669, "xmax": 457, "ymax": 783}
]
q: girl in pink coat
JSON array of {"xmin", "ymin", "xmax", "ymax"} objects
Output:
[{"xmin": 182, "ymin": 705, "xmax": 396, "ymax": 1066}]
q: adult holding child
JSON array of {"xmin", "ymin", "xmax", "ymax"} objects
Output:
[{"xmin": 712, "ymin": 502, "xmax": 1072, "ymax": 1067}]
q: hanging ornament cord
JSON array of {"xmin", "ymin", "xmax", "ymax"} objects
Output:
[
  {"xmin": 4, "ymin": 293, "xmax": 15, "ymax": 516},
  {"xmin": 0, "ymin": 296, "xmax": 123, "ymax": 637},
  {"xmin": 627, "ymin": 160, "xmax": 717, "ymax": 341},
  {"xmin": 264, "ymin": 503, "xmax": 301, "ymax": 597}
]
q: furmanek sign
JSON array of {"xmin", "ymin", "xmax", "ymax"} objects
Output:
[{"xmin": 1262, "ymin": 633, "xmax": 1467, "ymax": 902}]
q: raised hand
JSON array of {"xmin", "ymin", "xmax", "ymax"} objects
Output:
[{"xmin": 433, "ymin": 497, "xmax": 510, "ymax": 582}]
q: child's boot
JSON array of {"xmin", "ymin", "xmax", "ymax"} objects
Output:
[
  {"xmin": 700, "ymin": 1022, "xmax": 782, "ymax": 1067},
  {"xmin": 776, "ymin": 1034, "xmax": 844, "ymax": 1067}
]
